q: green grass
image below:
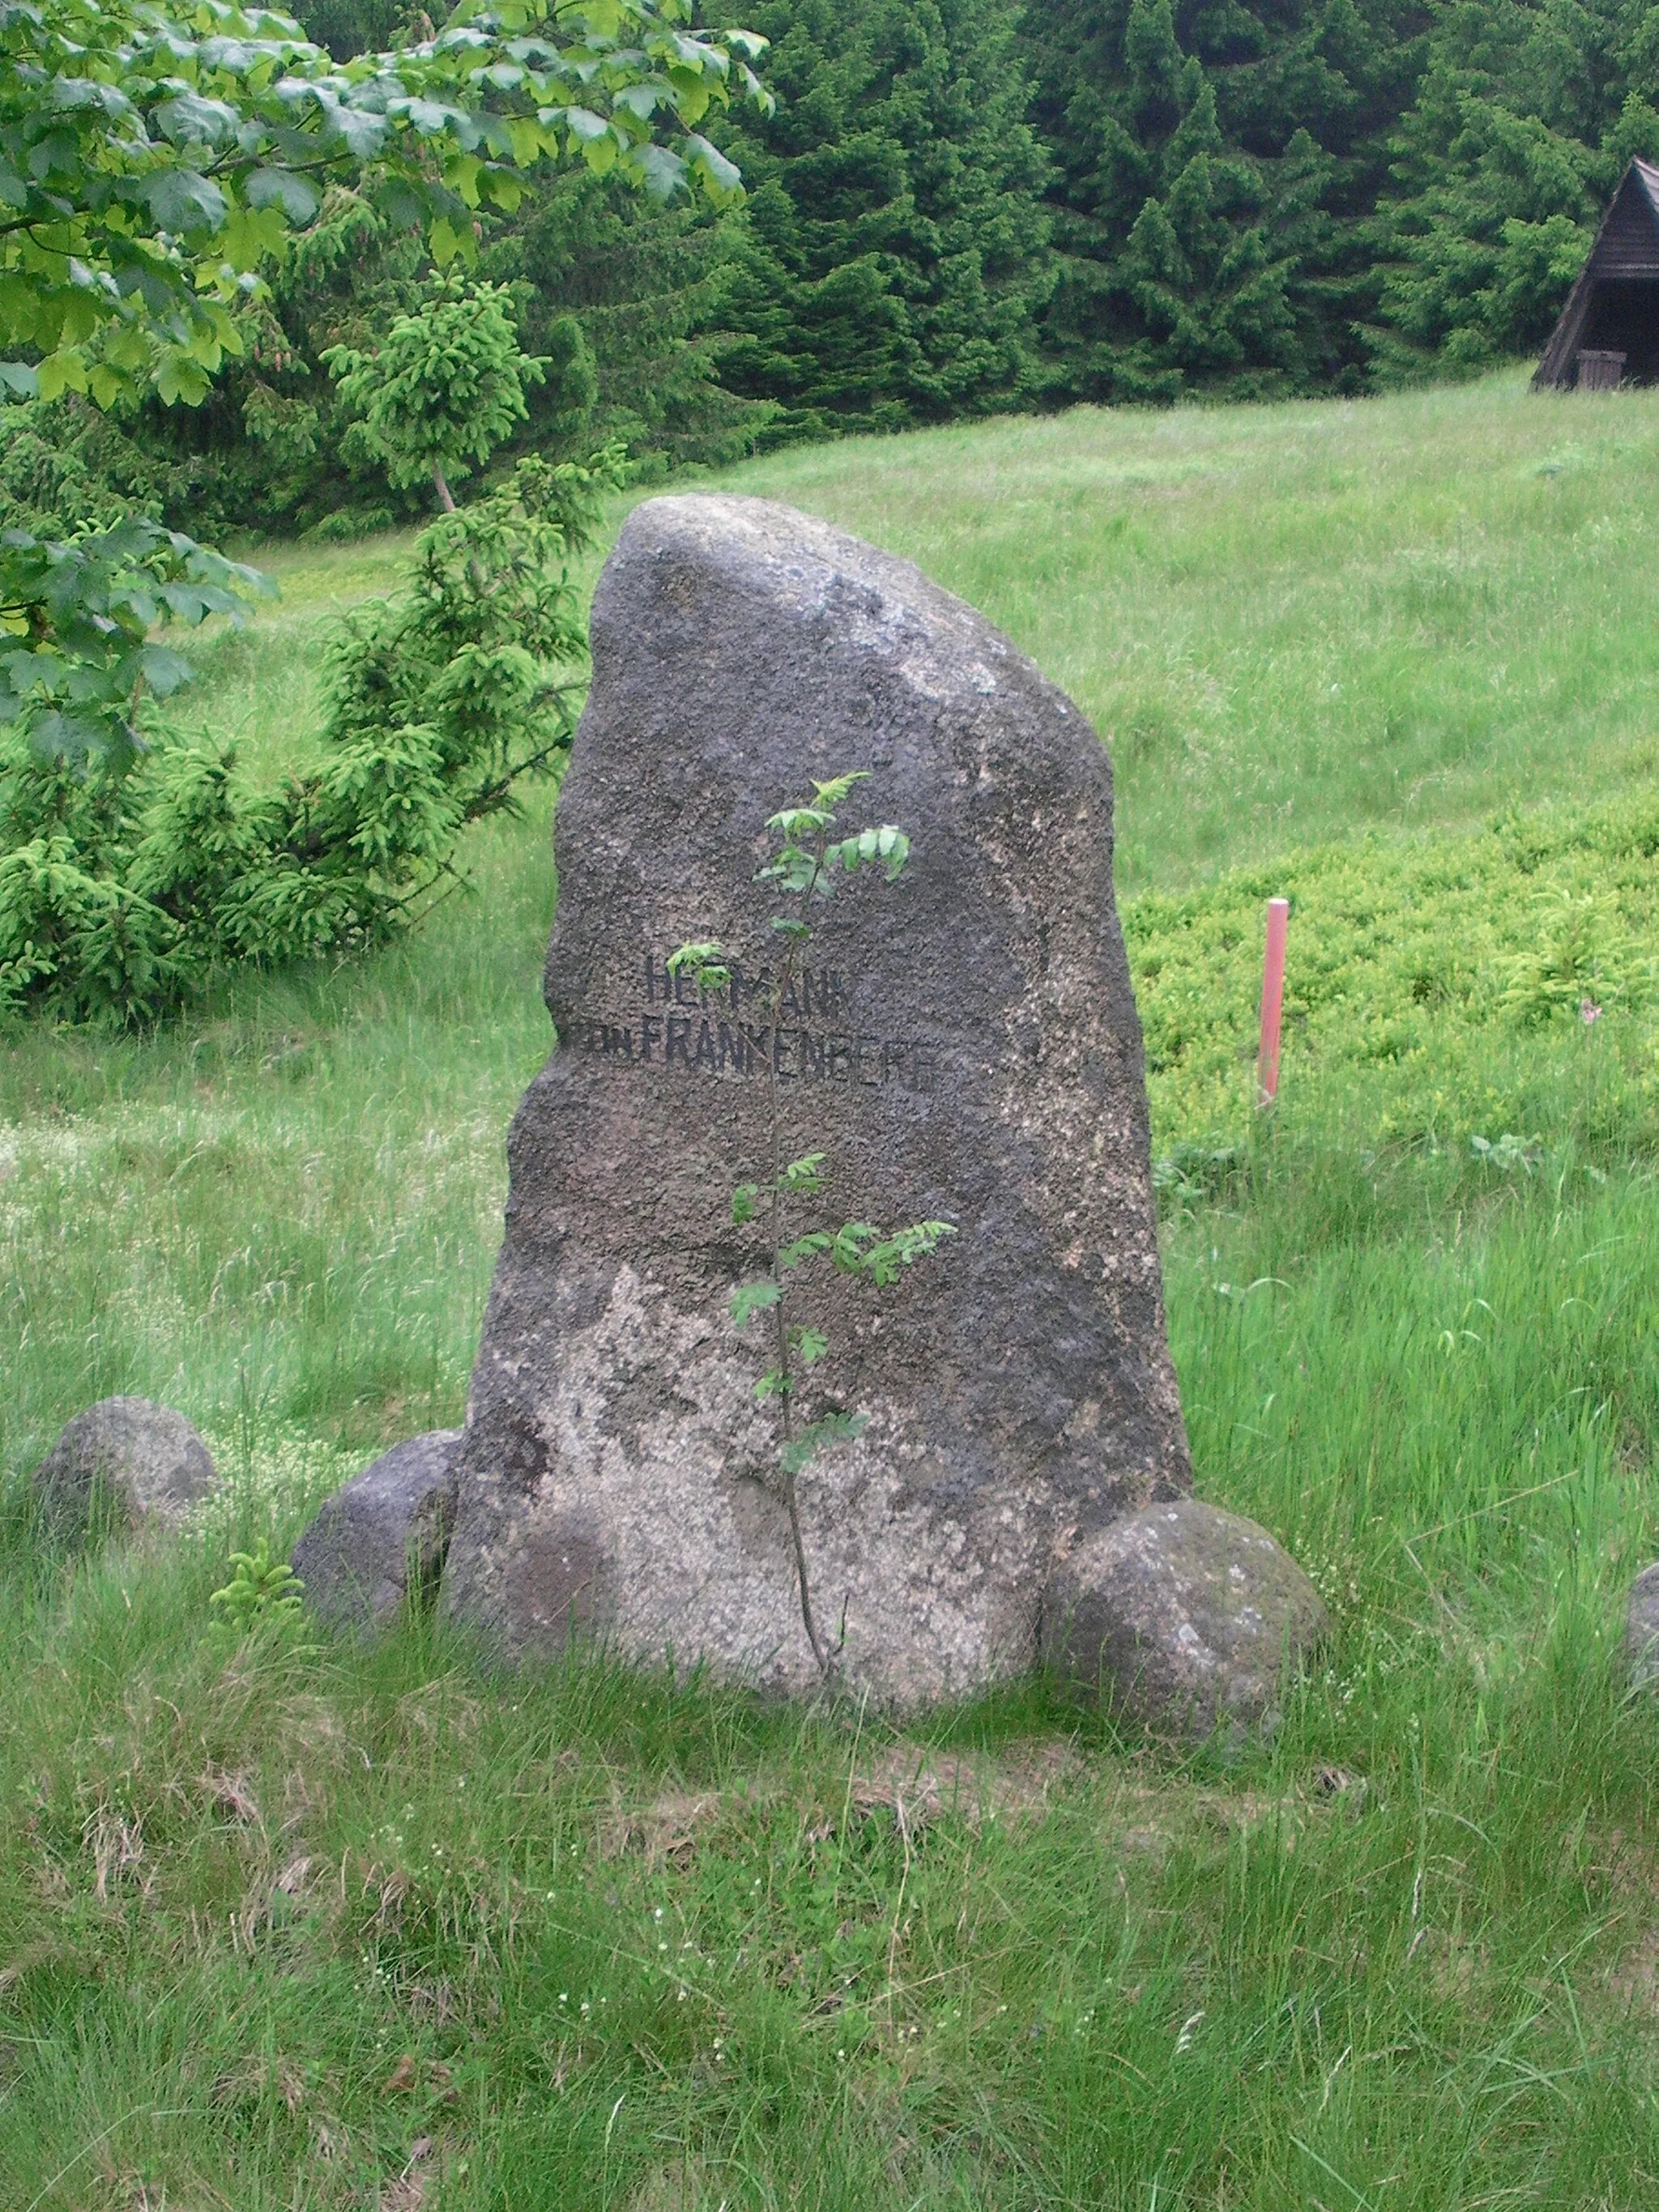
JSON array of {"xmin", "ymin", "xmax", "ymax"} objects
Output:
[
  {"xmin": 184, "ymin": 530, "xmax": 425, "ymax": 782},
  {"xmin": 720, "ymin": 369, "xmax": 1659, "ymax": 893},
  {"xmin": 6, "ymin": 370, "xmax": 1659, "ymax": 2207}
]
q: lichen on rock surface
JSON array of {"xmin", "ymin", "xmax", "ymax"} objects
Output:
[{"xmin": 444, "ymin": 493, "xmax": 1192, "ymax": 1706}]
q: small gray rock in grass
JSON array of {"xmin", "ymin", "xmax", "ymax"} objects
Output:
[
  {"xmin": 1039, "ymin": 1500, "xmax": 1328, "ymax": 1739},
  {"xmin": 1624, "ymin": 1562, "xmax": 1659, "ymax": 1688},
  {"xmin": 31, "ymin": 1396, "xmax": 219, "ymax": 1540},
  {"xmin": 292, "ymin": 1430, "xmax": 463, "ymax": 1634}
]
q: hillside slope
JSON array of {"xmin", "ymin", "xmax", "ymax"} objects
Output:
[{"xmin": 5, "ymin": 376, "xmax": 1659, "ymax": 2210}]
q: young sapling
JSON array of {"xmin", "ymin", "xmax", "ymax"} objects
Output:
[{"xmin": 669, "ymin": 773, "xmax": 954, "ymax": 1680}]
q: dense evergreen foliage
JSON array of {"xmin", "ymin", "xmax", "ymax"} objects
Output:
[
  {"xmin": 0, "ymin": 173, "xmax": 769, "ymax": 545},
  {"xmin": 0, "ymin": 454, "xmax": 615, "ymax": 1021},
  {"xmin": 1023, "ymin": 0, "xmax": 1659, "ymax": 398},
  {"xmin": 115, "ymin": 185, "xmax": 430, "ymax": 541},
  {"xmin": 603, "ymin": 0, "xmax": 1659, "ymax": 427},
  {"xmin": 478, "ymin": 169, "xmax": 772, "ymax": 470},
  {"xmin": 1377, "ymin": 0, "xmax": 1659, "ymax": 373},
  {"xmin": 707, "ymin": 0, "xmax": 1054, "ymax": 438},
  {"xmin": 324, "ymin": 273, "xmax": 550, "ymax": 512},
  {"xmin": 1025, "ymin": 0, "xmax": 1431, "ymax": 400},
  {"xmin": 11, "ymin": 0, "xmax": 1659, "ymax": 556}
]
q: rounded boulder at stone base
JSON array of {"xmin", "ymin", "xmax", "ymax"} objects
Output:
[
  {"xmin": 1624, "ymin": 1561, "xmax": 1659, "ymax": 1689},
  {"xmin": 1039, "ymin": 1500, "xmax": 1328, "ymax": 1740},
  {"xmin": 291, "ymin": 1430, "xmax": 463, "ymax": 1634},
  {"xmin": 30, "ymin": 1396, "xmax": 220, "ymax": 1541}
]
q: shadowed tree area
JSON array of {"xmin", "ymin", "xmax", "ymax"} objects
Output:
[
  {"xmin": 706, "ymin": 0, "xmax": 1056, "ymax": 439},
  {"xmin": 1023, "ymin": 0, "xmax": 1432, "ymax": 400}
]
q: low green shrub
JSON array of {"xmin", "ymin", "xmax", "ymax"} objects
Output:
[
  {"xmin": 207, "ymin": 1536, "xmax": 305, "ymax": 1634},
  {"xmin": 0, "ymin": 449, "xmax": 620, "ymax": 1025},
  {"xmin": 1127, "ymin": 789, "xmax": 1659, "ymax": 1160}
]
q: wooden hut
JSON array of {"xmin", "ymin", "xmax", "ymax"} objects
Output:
[{"xmin": 1533, "ymin": 158, "xmax": 1659, "ymax": 390}]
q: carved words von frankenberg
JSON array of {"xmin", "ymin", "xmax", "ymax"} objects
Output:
[{"xmin": 564, "ymin": 948, "xmax": 943, "ymax": 1094}]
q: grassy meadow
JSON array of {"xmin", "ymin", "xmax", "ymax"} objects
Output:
[{"xmin": 6, "ymin": 372, "xmax": 1659, "ymax": 2206}]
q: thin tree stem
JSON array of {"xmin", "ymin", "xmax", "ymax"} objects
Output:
[{"xmin": 767, "ymin": 825, "xmax": 835, "ymax": 1678}]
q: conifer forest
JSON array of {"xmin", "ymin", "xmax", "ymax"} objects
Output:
[{"xmin": 5, "ymin": 0, "xmax": 1654, "ymax": 544}]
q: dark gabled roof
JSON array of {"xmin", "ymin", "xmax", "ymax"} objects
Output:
[
  {"xmin": 1593, "ymin": 156, "xmax": 1659, "ymax": 274},
  {"xmin": 1533, "ymin": 160, "xmax": 1659, "ymax": 389}
]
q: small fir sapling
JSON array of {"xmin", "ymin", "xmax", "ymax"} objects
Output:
[
  {"xmin": 0, "ymin": 446, "xmax": 621, "ymax": 1024},
  {"xmin": 209, "ymin": 1538, "xmax": 305, "ymax": 1634},
  {"xmin": 669, "ymin": 774, "xmax": 954, "ymax": 1679},
  {"xmin": 323, "ymin": 274, "xmax": 550, "ymax": 514}
]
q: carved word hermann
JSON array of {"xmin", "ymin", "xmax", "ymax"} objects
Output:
[{"xmin": 565, "ymin": 948, "xmax": 941, "ymax": 1093}]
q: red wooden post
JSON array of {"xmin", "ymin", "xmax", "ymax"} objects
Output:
[{"xmin": 1257, "ymin": 897, "xmax": 1290, "ymax": 1107}]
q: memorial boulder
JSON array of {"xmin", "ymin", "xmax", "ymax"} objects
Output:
[{"xmin": 444, "ymin": 494, "xmax": 1193, "ymax": 1706}]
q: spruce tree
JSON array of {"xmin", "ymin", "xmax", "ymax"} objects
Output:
[
  {"xmin": 323, "ymin": 275, "xmax": 548, "ymax": 513},
  {"xmin": 93, "ymin": 187, "xmax": 427, "ymax": 541},
  {"xmin": 53, "ymin": 172, "xmax": 768, "ymax": 540},
  {"xmin": 709, "ymin": 0, "xmax": 1055, "ymax": 439},
  {"xmin": 1025, "ymin": 0, "xmax": 1429, "ymax": 401},
  {"xmin": 480, "ymin": 169, "xmax": 774, "ymax": 469},
  {"xmin": 288, "ymin": 0, "xmax": 405, "ymax": 62},
  {"xmin": 1375, "ymin": 0, "xmax": 1659, "ymax": 373}
]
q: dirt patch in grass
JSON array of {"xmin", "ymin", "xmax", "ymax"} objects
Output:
[
  {"xmin": 598, "ymin": 1785, "xmax": 732, "ymax": 1868},
  {"xmin": 594, "ymin": 1737, "xmax": 1080, "ymax": 1868},
  {"xmin": 851, "ymin": 1737, "xmax": 1076, "ymax": 1835}
]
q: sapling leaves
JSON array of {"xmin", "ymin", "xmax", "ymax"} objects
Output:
[
  {"xmin": 757, "ymin": 842, "xmax": 822, "ymax": 896},
  {"xmin": 778, "ymin": 1230, "xmax": 834, "ymax": 1269},
  {"xmin": 731, "ymin": 1278, "xmax": 781, "ymax": 1325},
  {"xmin": 802, "ymin": 771, "xmax": 869, "ymax": 812},
  {"xmin": 667, "ymin": 938, "xmax": 731, "ymax": 994},
  {"xmin": 828, "ymin": 1222, "xmax": 879, "ymax": 1271},
  {"xmin": 708, "ymin": 769, "xmax": 951, "ymax": 1680},
  {"xmin": 779, "ymin": 1411, "xmax": 867, "ymax": 1478},
  {"xmin": 766, "ymin": 803, "xmax": 836, "ymax": 840},
  {"xmin": 857, "ymin": 1219, "xmax": 957, "ymax": 1286},
  {"xmin": 734, "ymin": 1160, "xmax": 820, "ymax": 1226},
  {"xmin": 825, "ymin": 825, "xmax": 910, "ymax": 882},
  {"xmin": 209, "ymin": 1539, "xmax": 304, "ymax": 1634}
]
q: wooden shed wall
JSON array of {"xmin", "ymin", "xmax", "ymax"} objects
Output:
[{"xmin": 1533, "ymin": 162, "xmax": 1659, "ymax": 388}]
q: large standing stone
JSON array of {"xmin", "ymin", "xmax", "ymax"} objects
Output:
[
  {"xmin": 445, "ymin": 494, "xmax": 1192, "ymax": 1705},
  {"xmin": 31, "ymin": 1396, "xmax": 219, "ymax": 1540},
  {"xmin": 291, "ymin": 1430, "xmax": 463, "ymax": 1634}
]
